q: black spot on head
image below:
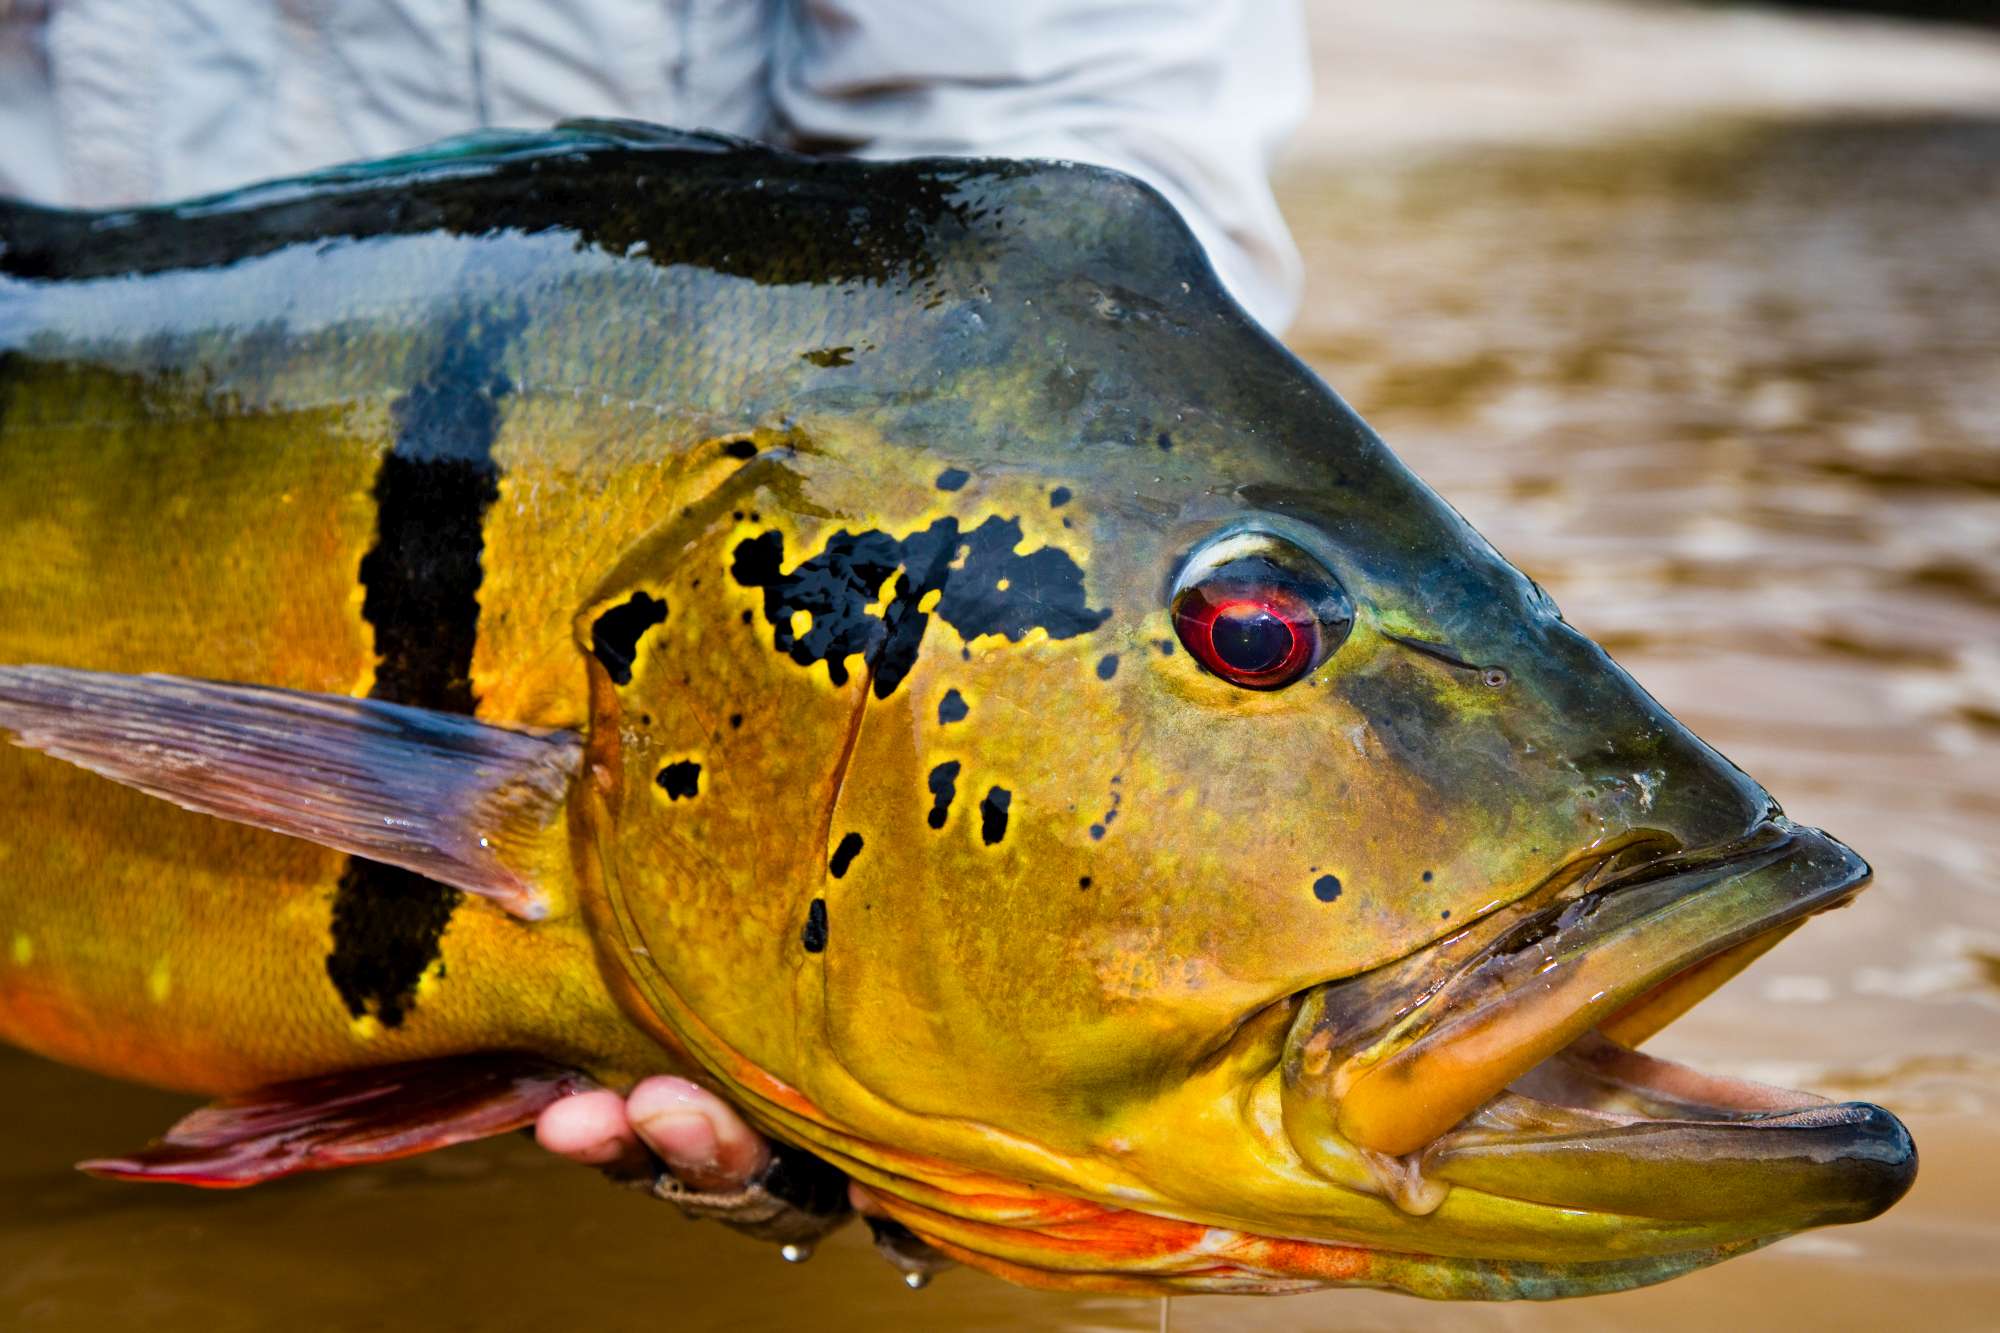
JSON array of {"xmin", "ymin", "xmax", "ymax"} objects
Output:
[
  {"xmin": 721, "ymin": 438, "xmax": 758, "ymax": 460},
  {"xmin": 801, "ymin": 898, "xmax": 829, "ymax": 953},
  {"xmin": 935, "ymin": 467, "xmax": 971, "ymax": 492},
  {"xmin": 1156, "ymin": 431, "xmax": 1173, "ymax": 451},
  {"xmin": 946, "ymin": 517, "xmax": 1109, "ymax": 648},
  {"xmin": 730, "ymin": 516, "xmax": 1108, "ymax": 699},
  {"xmin": 1154, "ymin": 638, "xmax": 1174, "ymax": 657},
  {"xmin": 1049, "ymin": 486, "xmax": 1072, "ymax": 508},
  {"xmin": 1313, "ymin": 873, "xmax": 1343, "ymax": 903},
  {"xmin": 1078, "ymin": 876, "xmax": 1092, "ymax": 889},
  {"xmin": 1441, "ymin": 909, "xmax": 1451, "ymax": 919},
  {"xmin": 980, "ymin": 786, "xmax": 1012, "ymax": 845},
  {"xmin": 590, "ymin": 592, "xmax": 668, "ymax": 686},
  {"xmin": 829, "ymin": 831, "xmax": 864, "ymax": 878},
  {"xmin": 729, "ymin": 712, "xmax": 744, "ymax": 729},
  {"xmin": 1096, "ymin": 653, "xmax": 1119, "ymax": 681},
  {"xmin": 927, "ymin": 761, "xmax": 960, "ymax": 829},
  {"xmin": 937, "ymin": 688, "xmax": 969, "ymax": 724},
  {"xmin": 740, "ymin": 608, "xmax": 754, "ymax": 625},
  {"xmin": 1089, "ymin": 823, "xmax": 1105, "ymax": 841},
  {"xmin": 656, "ymin": 760, "xmax": 701, "ymax": 800},
  {"xmin": 1422, "ymin": 870, "xmax": 1434, "ymax": 883}
]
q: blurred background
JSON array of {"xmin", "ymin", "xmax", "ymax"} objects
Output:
[{"xmin": 4, "ymin": 1, "xmax": 1997, "ymax": 1329}]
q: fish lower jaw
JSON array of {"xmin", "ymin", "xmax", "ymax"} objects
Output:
[{"xmin": 1355, "ymin": 1024, "xmax": 1852, "ymax": 1218}]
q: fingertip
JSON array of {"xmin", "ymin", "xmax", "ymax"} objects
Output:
[
  {"xmin": 628, "ymin": 1076, "xmax": 769, "ymax": 1190},
  {"xmin": 535, "ymin": 1089, "xmax": 641, "ymax": 1167}
]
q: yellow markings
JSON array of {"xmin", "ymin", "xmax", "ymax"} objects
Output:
[
  {"xmin": 995, "ymin": 577, "xmax": 1010, "ymax": 592},
  {"xmin": 918, "ymin": 589, "xmax": 942, "ymax": 614},
  {"xmin": 9, "ymin": 934, "xmax": 31, "ymax": 966},
  {"xmin": 348, "ymin": 1014, "xmax": 384, "ymax": 1042},
  {"xmin": 147, "ymin": 959, "xmax": 172, "ymax": 1004},
  {"xmin": 1373, "ymin": 609, "xmax": 1428, "ymax": 640},
  {"xmin": 790, "ymin": 609, "xmax": 813, "ymax": 639}
]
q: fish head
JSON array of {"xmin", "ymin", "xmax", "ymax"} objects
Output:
[{"xmin": 573, "ymin": 151, "xmax": 1914, "ymax": 1295}]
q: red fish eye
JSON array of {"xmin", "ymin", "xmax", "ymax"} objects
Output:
[
  {"xmin": 1170, "ymin": 536, "xmax": 1355, "ymax": 691},
  {"xmin": 1210, "ymin": 601, "xmax": 1298, "ymax": 673},
  {"xmin": 1174, "ymin": 585, "xmax": 1319, "ymax": 689}
]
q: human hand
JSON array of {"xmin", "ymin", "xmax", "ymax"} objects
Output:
[{"xmin": 533, "ymin": 1075, "xmax": 950, "ymax": 1282}]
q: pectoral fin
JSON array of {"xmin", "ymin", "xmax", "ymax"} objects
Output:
[
  {"xmin": 78, "ymin": 1053, "xmax": 591, "ymax": 1186},
  {"xmin": 0, "ymin": 665, "xmax": 578, "ymax": 920}
]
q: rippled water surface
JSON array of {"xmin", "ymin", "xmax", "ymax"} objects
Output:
[{"xmin": 4, "ymin": 117, "xmax": 1996, "ymax": 1332}]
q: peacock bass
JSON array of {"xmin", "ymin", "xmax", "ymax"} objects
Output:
[{"xmin": 0, "ymin": 122, "xmax": 1915, "ymax": 1299}]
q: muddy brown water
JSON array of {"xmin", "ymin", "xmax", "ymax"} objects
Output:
[{"xmin": 4, "ymin": 117, "xmax": 1997, "ymax": 1331}]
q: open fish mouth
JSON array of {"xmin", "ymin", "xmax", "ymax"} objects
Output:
[{"xmin": 1280, "ymin": 818, "xmax": 1917, "ymax": 1229}]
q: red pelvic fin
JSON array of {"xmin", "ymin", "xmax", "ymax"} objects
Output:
[{"xmin": 78, "ymin": 1053, "xmax": 593, "ymax": 1188}]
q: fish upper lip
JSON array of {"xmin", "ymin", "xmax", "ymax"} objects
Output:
[{"xmin": 1281, "ymin": 818, "xmax": 1875, "ymax": 1163}]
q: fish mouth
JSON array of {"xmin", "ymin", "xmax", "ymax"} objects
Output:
[{"xmin": 1280, "ymin": 819, "xmax": 1917, "ymax": 1230}]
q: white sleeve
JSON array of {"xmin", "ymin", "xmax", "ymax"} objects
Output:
[{"xmin": 771, "ymin": 0, "xmax": 1310, "ymax": 333}]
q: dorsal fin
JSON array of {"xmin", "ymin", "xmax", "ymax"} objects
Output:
[{"xmin": 0, "ymin": 665, "xmax": 577, "ymax": 920}]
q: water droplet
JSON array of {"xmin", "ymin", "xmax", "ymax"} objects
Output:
[
  {"xmin": 903, "ymin": 1271, "xmax": 931, "ymax": 1290},
  {"xmin": 780, "ymin": 1243, "xmax": 813, "ymax": 1264}
]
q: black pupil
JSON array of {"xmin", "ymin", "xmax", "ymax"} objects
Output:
[{"xmin": 1212, "ymin": 605, "xmax": 1294, "ymax": 674}]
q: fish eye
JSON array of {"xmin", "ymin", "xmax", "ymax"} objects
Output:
[{"xmin": 1171, "ymin": 531, "xmax": 1354, "ymax": 690}]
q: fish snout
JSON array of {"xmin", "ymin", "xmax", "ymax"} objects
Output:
[{"xmin": 1275, "ymin": 821, "xmax": 1903, "ymax": 1237}]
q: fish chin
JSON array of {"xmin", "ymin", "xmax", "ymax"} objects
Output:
[{"xmin": 1276, "ymin": 818, "xmax": 1916, "ymax": 1248}]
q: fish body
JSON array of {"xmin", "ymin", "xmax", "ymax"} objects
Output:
[{"xmin": 0, "ymin": 122, "xmax": 1914, "ymax": 1298}]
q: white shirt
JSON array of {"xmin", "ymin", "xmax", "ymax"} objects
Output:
[{"xmin": 0, "ymin": 0, "xmax": 1308, "ymax": 330}]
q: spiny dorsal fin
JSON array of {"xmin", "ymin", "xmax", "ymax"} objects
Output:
[
  {"xmin": 0, "ymin": 665, "xmax": 577, "ymax": 920},
  {"xmin": 79, "ymin": 1053, "xmax": 592, "ymax": 1186}
]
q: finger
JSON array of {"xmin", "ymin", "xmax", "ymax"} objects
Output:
[
  {"xmin": 534, "ymin": 1089, "xmax": 649, "ymax": 1174},
  {"xmin": 627, "ymin": 1075, "xmax": 771, "ymax": 1192}
]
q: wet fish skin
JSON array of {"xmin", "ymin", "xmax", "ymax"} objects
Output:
[{"xmin": 0, "ymin": 121, "xmax": 1909, "ymax": 1296}]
